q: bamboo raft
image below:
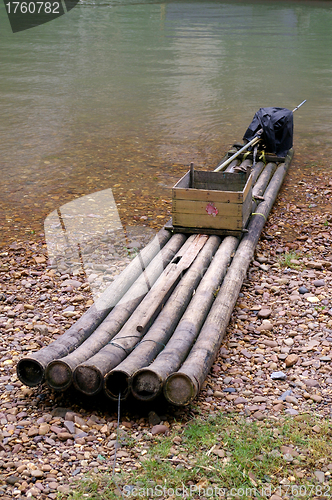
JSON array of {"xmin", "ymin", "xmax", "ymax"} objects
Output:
[{"xmin": 17, "ymin": 146, "xmax": 294, "ymax": 406}]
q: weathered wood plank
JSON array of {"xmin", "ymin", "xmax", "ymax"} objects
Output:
[
  {"xmin": 242, "ymin": 172, "xmax": 253, "ymax": 201},
  {"xmin": 165, "ymin": 222, "xmax": 244, "ymax": 237},
  {"xmin": 172, "ymin": 199, "xmax": 243, "ymax": 216},
  {"xmin": 172, "ymin": 187, "xmax": 245, "ymax": 204},
  {"xmin": 242, "ymin": 192, "xmax": 252, "ymax": 227},
  {"xmin": 194, "ymin": 169, "xmax": 249, "ymax": 184},
  {"xmin": 173, "ymin": 213, "xmax": 243, "ymax": 230},
  {"xmin": 193, "ymin": 171, "xmax": 247, "ymax": 192}
]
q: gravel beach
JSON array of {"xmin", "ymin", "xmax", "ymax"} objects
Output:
[{"xmin": 0, "ymin": 165, "xmax": 331, "ymax": 498}]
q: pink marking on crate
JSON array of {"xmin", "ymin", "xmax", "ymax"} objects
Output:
[{"xmin": 206, "ymin": 202, "xmax": 218, "ymax": 217}]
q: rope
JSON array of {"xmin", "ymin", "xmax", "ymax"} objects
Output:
[
  {"xmin": 111, "ymin": 393, "xmax": 125, "ymax": 499},
  {"xmin": 108, "ymin": 336, "xmax": 166, "ymax": 353},
  {"xmin": 251, "ymin": 212, "xmax": 267, "ymax": 221},
  {"xmin": 137, "ymin": 339, "xmax": 166, "ymax": 349},
  {"xmin": 259, "ymin": 151, "xmax": 266, "ymax": 163},
  {"xmin": 108, "ymin": 335, "xmax": 141, "ymax": 354},
  {"xmin": 108, "ymin": 342, "xmax": 129, "ymax": 353}
]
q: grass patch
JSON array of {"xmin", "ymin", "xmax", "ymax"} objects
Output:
[
  {"xmin": 278, "ymin": 251, "xmax": 302, "ymax": 269},
  {"xmin": 61, "ymin": 414, "xmax": 332, "ymax": 500}
]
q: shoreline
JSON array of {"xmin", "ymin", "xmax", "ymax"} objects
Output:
[{"xmin": 0, "ymin": 165, "xmax": 332, "ymax": 498}]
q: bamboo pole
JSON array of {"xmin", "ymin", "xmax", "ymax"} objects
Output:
[
  {"xmin": 17, "ymin": 227, "xmax": 173, "ymax": 387},
  {"xmin": 233, "ymin": 159, "xmax": 252, "ymax": 173},
  {"xmin": 130, "ymin": 234, "xmax": 240, "ymax": 401},
  {"xmin": 214, "ymin": 134, "xmax": 261, "ymax": 172},
  {"xmin": 252, "ymin": 162, "xmax": 276, "ymax": 199},
  {"xmin": 251, "ymin": 161, "xmax": 265, "ymax": 185},
  {"xmin": 44, "ymin": 233, "xmax": 187, "ymax": 391},
  {"xmin": 164, "ymin": 150, "xmax": 294, "ymax": 406},
  {"xmin": 224, "ymin": 159, "xmax": 240, "ymax": 172},
  {"xmin": 72, "ymin": 234, "xmax": 207, "ymax": 396},
  {"xmin": 104, "ymin": 235, "xmax": 221, "ymax": 401}
]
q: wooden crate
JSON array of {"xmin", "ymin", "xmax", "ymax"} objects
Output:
[{"xmin": 171, "ymin": 168, "xmax": 252, "ymax": 235}]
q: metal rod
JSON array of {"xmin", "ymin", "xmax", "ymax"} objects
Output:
[
  {"xmin": 214, "ymin": 135, "xmax": 261, "ymax": 172},
  {"xmin": 292, "ymin": 99, "xmax": 306, "ymax": 113}
]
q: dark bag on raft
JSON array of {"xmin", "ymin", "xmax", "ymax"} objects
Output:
[{"xmin": 243, "ymin": 107, "xmax": 293, "ymax": 157}]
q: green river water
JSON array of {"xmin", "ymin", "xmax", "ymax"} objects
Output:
[{"xmin": 0, "ymin": 0, "xmax": 332, "ymax": 246}]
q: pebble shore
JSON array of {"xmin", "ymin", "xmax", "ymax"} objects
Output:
[{"xmin": 0, "ymin": 169, "xmax": 331, "ymax": 498}]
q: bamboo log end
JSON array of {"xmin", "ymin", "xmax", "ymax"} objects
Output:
[
  {"xmin": 16, "ymin": 358, "xmax": 44, "ymax": 387},
  {"xmin": 164, "ymin": 372, "xmax": 198, "ymax": 406},
  {"xmin": 45, "ymin": 361, "xmax": 73, "ymax": 391},
  {"xmin": 131, "ymin": 369, "xmax": 163, "ymax": 401},
  {"xmin": 73, "ymin": 365, "xmax": 103, "ymax": 396},
  {"xmin": 104, "ymin": 370, "xmax": 130, "ymax": 401}
]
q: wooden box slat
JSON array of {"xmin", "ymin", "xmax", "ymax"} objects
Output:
[
  {"xmin": 172, "ymin": 213, "xmax": 243, "ymax": 230},
  {"xmin": 172, "ymin": 199, "xmax": 243, "ymax": 216},
  {"xmin": 193, "ymin": 170, "xmax": 247, "ymax": 192}
]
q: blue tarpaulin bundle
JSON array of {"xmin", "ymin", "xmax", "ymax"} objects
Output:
[{"xmin": 243, "ymin": 107, "xmax": 293, "ymax": 157}]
